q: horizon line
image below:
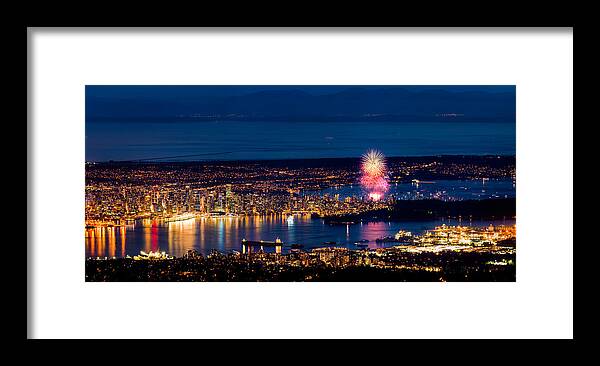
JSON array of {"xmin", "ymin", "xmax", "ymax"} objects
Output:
[{"xmin": 86, "ymin": 153, "xmax": 517, "ymax": 164}]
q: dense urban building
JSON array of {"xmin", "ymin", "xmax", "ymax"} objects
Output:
[{"xmin": 85, "ymin": 156, "xmax": 515, "ymax": 226}]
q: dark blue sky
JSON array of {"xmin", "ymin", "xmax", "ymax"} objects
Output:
[
  {"xmin": 87, "ymin": 85, "xmax": 515, "ymax": 98},
  {"xmin": 85, "ymin": 85, "xmax": 516, "ymax": 162}
]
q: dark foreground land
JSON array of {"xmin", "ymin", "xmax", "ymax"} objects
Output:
[{"xmin": 86, "ymin": 249, "xmax": 515, "ymax": 282}]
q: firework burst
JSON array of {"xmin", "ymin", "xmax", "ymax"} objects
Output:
[
  {"xmin": 361, "ymin": 149, "xmax": 386, "ymax": 177},
  {"xmin": 360, "ymin": 149, "xmax": 389, "ymax": 200}
]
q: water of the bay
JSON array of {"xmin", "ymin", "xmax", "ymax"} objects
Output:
[
  {"xmin": 85, "ymin": 215, "xmax": 515, "ymax": 258},
  {"xmin": 306, "ymin": 178, "xmax": 515, "ymax": 201}
]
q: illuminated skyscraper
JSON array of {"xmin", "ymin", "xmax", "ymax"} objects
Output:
[
  {"xmin": 225, "ymin": 184, "xmax": 233, "ymax": 213},
  {"xmin": 207, "ymin": 191, "xmax": 216, "ymax": 212},
  {"xmin": 199, "ymin": 196, "xmax": 206, "ymax": 213},
  {"xmin": 185, "ymin": 185, "xmax": 192, "ymax": 212}
]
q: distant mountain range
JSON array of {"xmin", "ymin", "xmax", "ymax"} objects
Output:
[{"xmin": 86, "ymin": 87, "xmax": 515, "ymax": 123}]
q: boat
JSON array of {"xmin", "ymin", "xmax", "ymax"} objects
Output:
[
  {"xmin": 322, "ymin": 241, "xmax": 337, "ymax": 245},
  {"xmin": 164, "ymin": 212, "xmax": 196, "ymax": 223},
  {"xmin": 327, "ymin": 221, "xmax": 356, "ymax": 226}
]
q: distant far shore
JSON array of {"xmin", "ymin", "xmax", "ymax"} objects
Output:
[{"xmin": 86, "ymin": 154, "xmax": 516, "ymax": 165}]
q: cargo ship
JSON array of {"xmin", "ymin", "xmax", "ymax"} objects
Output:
[
  {"xmin": 241, "ymin": 237, "xmax": 286, "ymax": 254},
  {"xmin": 241, "ymin": 237, "xmax": 284, "ymax": 246}
]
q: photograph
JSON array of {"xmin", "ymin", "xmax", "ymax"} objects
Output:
[
  {"xmin": 84, "ymin": 85, "xmax": 517, "ymax": 282},
  {"xmin": 28, "ymin": 26, "xmax": 573, "ymax": 340}
]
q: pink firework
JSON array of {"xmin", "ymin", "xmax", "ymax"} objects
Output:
[
  {"xmin": 360, "ymin": 149, "xmax": 389, "ymax": 199},
  {"xmin": 360, "ymin": 174, "xmax": 389, "ymax": 192}
]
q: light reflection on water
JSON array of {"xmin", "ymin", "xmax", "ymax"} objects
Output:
[{"xmin": 85, "ymin": 215, "xmax": 515, "ymax": 258}]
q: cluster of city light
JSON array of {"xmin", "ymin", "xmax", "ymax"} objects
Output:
[
  {"xmin": 360, "ymin": 149, "xmax": 389, "ymax": 201},
  {"xmin": 416, "ymin": 224, "xmax": 516, "ymax": 246},
  {"xmin": 132, "ymin": 250, "xmax": 173, "ymax": 260},
  {"xmin": 85, "ymin": 156, "xmax": 515, "ymax": 225}
]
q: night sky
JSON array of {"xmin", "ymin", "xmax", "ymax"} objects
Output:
[{"xmin": 85, "ymin": 85, "xmax": 516, "ymax": 162}]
